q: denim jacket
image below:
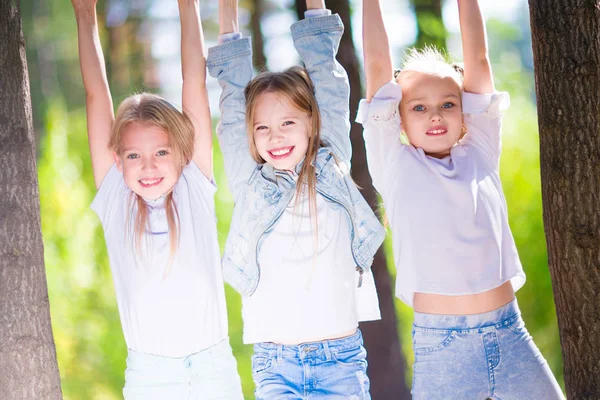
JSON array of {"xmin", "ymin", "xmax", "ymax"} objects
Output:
[{"xmin": 207, "ymin": 14, "xmax": 385, "ymax": 296}]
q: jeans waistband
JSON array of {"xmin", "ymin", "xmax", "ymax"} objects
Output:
[
  {"xmin": 254, "ymin": 329, "xmax": 363, "ymax": 360},
  {"xmin": 126, "ymin": 338, "xmax": 232, "ymax": 371},
  {"xmin": 413, "ymin": 299, "xmax": 521, "ymax": 330}
]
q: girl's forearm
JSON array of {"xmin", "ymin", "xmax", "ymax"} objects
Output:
[
  {"xmin": 457, "ymin": 0, "xmax": 494, "ymax": 93},
  {"xmin": 179, "ymin": 0, "xmax": 206, "ymax": 87},
  {"xmin": 363, "ymin": 0, "xmax": 393, "ymax": 101},
  {"xmin": 74, "ymin": 8, "xmax": 111, "ymax": 101},
  {"xmin": 306, "ymin": 0, "xmax": 326, "ymax": 10},
  {"xmin": 219, "ymin": 0, "xmax": 239, "ymax": 35}
]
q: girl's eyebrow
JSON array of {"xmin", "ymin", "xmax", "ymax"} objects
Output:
[{"xmin": 407, "ymin": 93, "xmax": 460, "ymax": 103}]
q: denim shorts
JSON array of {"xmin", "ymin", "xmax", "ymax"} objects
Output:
[
  {"xmin": 123, "ymin": 339, "xmax": 243, "ymax": 400},
  {"xmin": 252, "ymin": 329, "xmax": 370, "ymax": 399},
  {"xmin": 411, "ymin": 299, "xmax": 565, "ymax": 400}
]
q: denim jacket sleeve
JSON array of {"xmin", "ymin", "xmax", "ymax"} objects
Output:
[
  {"xmin": 291, "ymin": 14, "xmax": 352, "ymax": 167},
  {"xmin": 207, "ymin": 38, "xmax": 256, "ymax": 202}
]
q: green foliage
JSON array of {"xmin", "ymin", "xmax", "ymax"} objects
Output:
[
  {"xmin": 409, "ymin": 0, "xmax": 447, "ymax": 51},
  {"xmin": 39, "ymin": 101, "xmax": 126, "ymax": 399}
]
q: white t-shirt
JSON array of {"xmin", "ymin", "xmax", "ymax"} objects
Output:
[
  {"xmin": 242, "ymin": 188, "xmax": 381, "ymax": 344},
  {"xmin": 91, "ymin": 162, "xmax": 228, "ymax": 357},
  {"xmin": 357, "ymin": 82, "xmax": 526, "ymax": 307}
]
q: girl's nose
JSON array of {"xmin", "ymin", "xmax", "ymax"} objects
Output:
[
  {"xmin": 430, "ymin": 112, "xmax": 442, "ymax": 123},
  {"xmin": 141, "ymin": 157, "xmax": 157, "ymax": 170},
  {"xmin": 270, "ymin": 130, "xmax": 283, "ymax": 143}
]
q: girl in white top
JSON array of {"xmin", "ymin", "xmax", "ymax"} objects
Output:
[
  {"xmin": 207, "ymin": 0, "xmax": 384, "ymax": 398},
  {"xmin": 72, "ymin": 0, "xmax": 242, "ymax": 398},
  {"xmin": 358, "ymin": 0, "xmax": 564, "ymax": 398}
]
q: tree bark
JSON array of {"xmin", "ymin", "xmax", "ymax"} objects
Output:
[
  {"xmin": 410, "ymin": 0, "xmax": 446, "ymax": 51},
  {"xmin": 294, "ymin": 2, "xmax": 411, "ymax": 398},
  {"xmin": 528, "ymin": 1, "xmax": 600, "ymax": 398},
  {"xmin": 0, "ymin": 1, "xmax": 63, "ymax": 399}
]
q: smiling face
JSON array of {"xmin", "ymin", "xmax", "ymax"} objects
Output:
[
  {"xmin": 251, "ymin": 91, "xmax": 312, "ymax": 171},
  {"xmin": 114, "ymin": 122, "xmax": 180, "ymax": 200},
  {"xmin": 399, "ymin": 72, "xmax": 464, "ymax": 158}
]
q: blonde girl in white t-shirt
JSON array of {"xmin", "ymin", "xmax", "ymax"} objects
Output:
[
  {"xmin": 71, "ymin": 0, "xmax": 242, "ymax": 398},
  {"xmin": 358, "ymin": 0, "xmax": 564, "ymax": 398}
]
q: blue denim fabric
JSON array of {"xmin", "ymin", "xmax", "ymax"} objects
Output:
[
  {"xmin": 206, "ymin": 15, "xmax": 385, "ymax": 296},
  {"xmin": 122, "ymin": 339, "xmax": 243, "ymax": 400},
  {"xmin": 252, "ymin": 330, "xmax": 370, "ymax": 399},
  {"xmin": 411, "ymin": 299, "xmax": 565, "ymax": 400}
]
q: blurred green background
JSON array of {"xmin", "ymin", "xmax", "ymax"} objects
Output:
[{"xmin": 22, "ymin": 0, "xmax": 562, "ymax": 398}]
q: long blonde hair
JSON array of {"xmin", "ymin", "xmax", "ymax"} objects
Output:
[{"xmin": 110, "ymin": 93, "xmax": 194, "ymax": 269}]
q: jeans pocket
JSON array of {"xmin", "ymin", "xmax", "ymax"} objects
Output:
[
  {"xmin": 412, "ymin": 328, "xmax": 457, "ymax": 355},
  {"xmin": 251, "ymin": 355, "xmax": 275, "ymax": 375},
  {"xmin": 331, "ymin": 345, "xmax": 368, "ymax": 369}
]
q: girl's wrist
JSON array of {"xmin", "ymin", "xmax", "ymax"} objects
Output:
[{"xmin": 74, "ymin": 7, "xmax": 97, "ymax": 24}]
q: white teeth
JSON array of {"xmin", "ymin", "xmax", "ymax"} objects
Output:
[
  {"xmin": 429, "ymin": 130, "xmax": 445, "ymax": 135},
  {"xmin": 140, "ymin": 178, "xmax": 160, "ymax": 185},
  {"xmin": 271, "ymin": 147, "xmax": 291, "ymax": 156}
]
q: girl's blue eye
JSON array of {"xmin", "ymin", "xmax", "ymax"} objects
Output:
[
  {"xmin": 282, "ymin": 121, "xmax": 294, "ymax": 126},
  {"xmin": 255, "ymin": 125, "xmax": 268, "ymax": 132},
  {"xmin": 126, "ymin": 153, "xmax": 139, "ymax": 159},
  {"xmin": 442, "ymin": 102, "xmax": 455, "ymax": 109},
  {"xmin": 157, "ymin": 150, "xmax": 168, "ymax": 156},
  {"xmin": 413, "ymin": 105, "xmax": 425, "ymax": 112}
]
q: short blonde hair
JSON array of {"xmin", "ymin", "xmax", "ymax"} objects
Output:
[{"xmin": 395, "ymin": 47, "xmax": 464, "ymax": 89}]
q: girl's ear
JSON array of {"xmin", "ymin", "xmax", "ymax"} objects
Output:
[
  {"xmin": 113, "ymin": 151, "xmax": 123, "ymax": 172},
  {"xmin": 460, "ymin": 120, "xmax": 468, "ymax": 140}
]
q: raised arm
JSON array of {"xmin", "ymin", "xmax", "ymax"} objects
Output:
[
  {"xmin": 206, "ymin": 0, "xmax": 256, "ymax": 201},
  {"xmin": 363, "ymin": 0, "xmax": 394, "ymax": 101},
  {"xmin": 458, "ymin": 0, "xmax": 494, "ymax": 94},
  {"xmin": 291, "ymin": 5, "xmax": 351, "ymax": 165},
  {"xmin": 179, "ymin": 0, "xmax": 213, "ymax": 180},
  {"xmin": 72, "ymin": 0, "xmax": 115, "ymax": 189}
]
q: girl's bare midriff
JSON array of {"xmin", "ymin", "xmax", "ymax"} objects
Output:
[{"xmin": 413, "ymin": 281, "xmax": 515, "ymax": 315}]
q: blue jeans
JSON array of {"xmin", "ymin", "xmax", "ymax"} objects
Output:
[
  {"xmin": 123, "ymin": 339, "xmax": 243, "ymax": 400},
  {"xmin": 411, "ymin": 299, "xmax": 565, "ymax": 399},
  {"xmin": 252, "ymin": 329, "xmax": 370, "ymax": 399}
]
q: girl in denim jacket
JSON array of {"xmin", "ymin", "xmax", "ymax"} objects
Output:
[
  {"xmin": 358, "ymin": 0, "xmax": 564, "ymax": 399},
  {"xmin": 72, "ymin": 0, "xmax": 242, "ymax": 398},
  {"xmin": 208, "ymin": 0, "xmax": 385, "ymax": 398}
]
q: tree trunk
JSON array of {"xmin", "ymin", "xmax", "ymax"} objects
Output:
[
  {"xmin": 295, "ymin": 2, "xmax": 411, "ymax": 398},
  {"xmin": 528, "ymin": 1, "xmax": 600, "ymax": 398},
  {"xmin": 250, "ymin": 0, "xmax": 268, "ymax": 70},
  {"xmin": 0, "ymin": 1, "xmax": 63, "ymax": 399},
  {"xmin": 410, "ymin": 0, "xmax": 446, "ymax": 51}
]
